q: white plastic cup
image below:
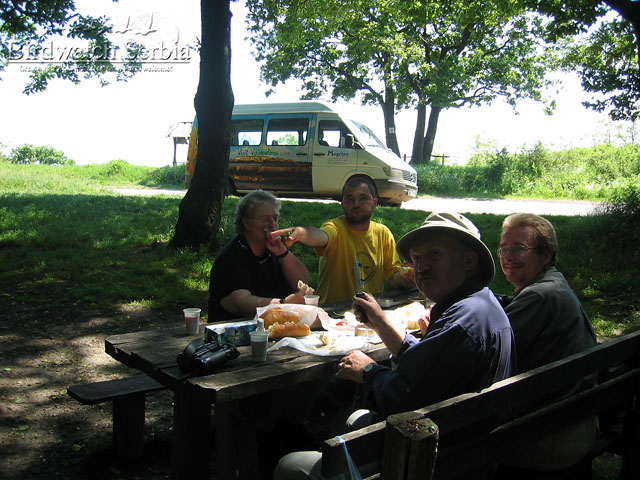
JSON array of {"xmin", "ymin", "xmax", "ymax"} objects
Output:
[
  {"xmin": 304, "ymin": 295, "xmax": 320, "ymax": 306},
  {"xmin": 378, "ymin": 298, "xmax": 393, "ymax": 308},
  {"xmin": 183, "ymin": 308, "xmax": 201, "ymax": 335},
  {"xmin": 250, "ymin": 330, "xmax": 269, "ymax": 362}
]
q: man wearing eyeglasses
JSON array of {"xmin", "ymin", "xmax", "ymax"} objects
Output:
[{"xmin": 497, "ymin": 213, "xmax": 597, "ymax": 473}]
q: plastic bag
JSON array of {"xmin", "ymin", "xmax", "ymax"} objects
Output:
[
  {"xmin": 335, "ymin": 435, "xmax": 363, "ymax": 480},
  {"xmin": 255, "ymin": 303, "xmax": 330, "ymax": 329}
]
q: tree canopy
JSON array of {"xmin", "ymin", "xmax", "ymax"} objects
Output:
[
  {"xmin": 246, "ymin": 0, "xmax": 557, "ymax": 162},
  {"xmin": 0, "ymin": 0, "xmax": 143, "ymax": 93},
  {"xmin": 530, "ymin": 0, "xmax": 640, "ymax": 121},
  {"xmin": 246, "ymin": 0, "xmax": 640, "ymax": 158}
]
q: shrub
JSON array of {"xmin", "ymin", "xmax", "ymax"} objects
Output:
[
  {"xmin": 9, "ymin": 144, "xmax": 75, "ymax": 166},
  {"xmin": 145, "ymin": 164, "xmax": 185, "ymax": 186},
  {"xmin": 600, "ymin": 183, "xmax": 640, "ymax": 257},
  {"xmin": 0, "ymin": 142, "xmax": 8, "ymax": 163}
]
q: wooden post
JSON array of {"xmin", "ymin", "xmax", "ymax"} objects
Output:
[
  {"xmin": 380, "ymin": 412, "xmax": 439, "ymax": 480},
  {"xmin": 173, "ymin": 138, "xmax": 178, "ymax": 166}
]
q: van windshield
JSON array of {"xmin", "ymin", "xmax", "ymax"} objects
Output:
[{"xmin": 346, "ymin": 119, "xmax": 386, "ymax": 149}]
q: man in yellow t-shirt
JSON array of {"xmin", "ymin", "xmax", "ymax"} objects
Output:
[{"xmin": 272, "ymin": 177, "xmax": 414, "ymax": 305}]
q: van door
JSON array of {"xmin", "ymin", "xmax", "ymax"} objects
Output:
[
  {"xmin": 312, "ymin": 115, "xmax": 359, "ymax": 196},
  {"xmin": 230, "ymin": 114, "xmax": 312, "ymax": 193}
]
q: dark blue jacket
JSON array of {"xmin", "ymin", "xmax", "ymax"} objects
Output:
[{"xmin": 362, "ymin": 280, "xmax": 517, "ymax": 417}]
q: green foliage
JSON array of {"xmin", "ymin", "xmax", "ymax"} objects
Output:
[
  {"xmin": 9, "ymin": 144, "xmax": 75, "ymax": 165},
  {"xmin": 0, "ymin": 142, "xmax": 8, "ymax": 163},
  {"xmin": 457, "ymin": 142, "xmax": 640, "ymax": 199},
  {"xmin": 246, "ymin": 0, "xmax": 557, "ymax": 161},
  {"xmin": 0, "ymin": 0, "xmax": 143, "ymax": 92},
  {"xmin": 144, "ymin": 164, "xmax": 189, "ymax": 187},
  {"xmin": 599, "ymin": 183, "xmax": 640, "ymax": 253},
  {"xmin": 560, "ymin": 17, "xmax": 640, "ymax": 121}
]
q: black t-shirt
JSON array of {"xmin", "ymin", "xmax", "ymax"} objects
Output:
[{"xmin": 208, "ymin": 235, "xmax": 294, "ymax": 322}]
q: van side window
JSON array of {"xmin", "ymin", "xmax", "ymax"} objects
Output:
[
  {"xmin": 266, "ymin": 118, "xmax": 309, "ymax": 146},
  {"xmin": 232, "ymin": 119, "xmax": 263, "ymax": 146},
  {"xmin": 318, "ymin": 120, "xmax": 352, "ymax": 148}
]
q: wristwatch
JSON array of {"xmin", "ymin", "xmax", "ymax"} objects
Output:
[{"xmin": 363, "ymin": 362, "xmax": 376, "ymax": 374}]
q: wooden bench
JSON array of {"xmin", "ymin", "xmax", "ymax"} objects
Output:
[
  {"xmin": 67, "ymin": 374, "xmax": 165, "ymax": 461},
  {"xmin": 321, "ymin": 330, "xmax": 640, "ymax": 479}
]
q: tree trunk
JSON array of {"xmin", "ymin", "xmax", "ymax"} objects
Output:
[
  {"xmin": 605, "ymin": 0, "xmax": 640, "ymax": 72},
  {"xmin": 382, "ymin": 79, "xmax": 400, "ymax": 156},
  {"xmin": 170, "ymin": 0, "xmax": 234, "ymax": 251},
  {"xmin": 422, "ymin": 106, "xmax": 441, "ymax": 163},
  {"xmin": 410, "ymin": 104, "xmax": 427, "ymax": 165}
]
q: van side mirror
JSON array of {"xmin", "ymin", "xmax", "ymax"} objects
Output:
[{"xmin": 345, "ymin": 134, "xmax": 354, "ymax": 148}]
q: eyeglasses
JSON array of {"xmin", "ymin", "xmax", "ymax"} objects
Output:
[
  {"xmin": 497, "ymin": 246, "xmax": 538, "ymax": 257},
  {"xmin": 254, "ymin": 214, "xmax": 279, "ymax": 226}
]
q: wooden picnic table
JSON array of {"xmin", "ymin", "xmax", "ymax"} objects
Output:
[{"xmin": 104, "ymin": 288, "xmax": 421, "ymax": 480}]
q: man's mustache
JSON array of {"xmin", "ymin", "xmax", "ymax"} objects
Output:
[{"xmin": 416, "ymin": 272, "xmax": 436, "ymax": 282}]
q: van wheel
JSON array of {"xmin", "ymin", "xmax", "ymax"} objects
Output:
[
  {"xmin": 379, "ymin": 198, "xmax": 402, "ymax": 207},
  {"xmin": 225, "ymin": 178, "xmax": 237, "ymax": 196}
]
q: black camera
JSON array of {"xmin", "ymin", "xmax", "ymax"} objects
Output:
[{"xmin": 177, "ymin": 338, "xmax": 240, "ymax": 374}]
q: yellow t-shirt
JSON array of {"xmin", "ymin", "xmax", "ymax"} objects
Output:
[{"xmin": 314, "ymin": 216, "xmax": 402, "ymax": 305}]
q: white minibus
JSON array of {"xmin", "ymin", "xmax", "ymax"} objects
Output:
[{"xmin": 185, "ymin": 101, "xmax": 418, "ymax": 205}]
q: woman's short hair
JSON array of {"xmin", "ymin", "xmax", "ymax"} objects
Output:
[
  {"xmin": 502, "ymin": 213, "xmax": 558, "ymax": 266},
  {"xmin": 235, "ymin": 189, "xmax": 280, "ymax": 235}
]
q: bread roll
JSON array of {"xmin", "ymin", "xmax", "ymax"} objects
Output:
[
  {"xmin": 320, "ymin": 332, "xmax": 337, "ymax": 346},
  {"xmin": 268, "ymin": 322, "xmax": 310, "ymax": 338},
  {"xmin": 260, "ymin": 307, "xmax": 301, "ymax": 328}
]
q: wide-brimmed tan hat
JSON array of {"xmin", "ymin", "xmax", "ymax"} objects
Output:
[{"xmin": 396, "ymin": 212, "xmax": 495, "ymax": 285}]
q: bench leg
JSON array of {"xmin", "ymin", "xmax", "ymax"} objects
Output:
[
  {"xmin": 620, "ymin": 395, "xmax": 640, "ymax": 480},
  {"xmin": 113, "ymin": 393, "xmax": 146, "ymax": 461}
]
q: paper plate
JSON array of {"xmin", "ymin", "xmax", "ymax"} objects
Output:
[{"xmin": 267, "ymin": 331, "xmax": 370, "ymax": 356}]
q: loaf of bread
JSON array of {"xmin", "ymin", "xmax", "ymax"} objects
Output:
[
  {"xmin": 260, "ymin": 307, "xmax": 301, "ymax": 328},
  {"xmin": 268, "ymin": 322, "xmax": 310, "ymax": 338}
]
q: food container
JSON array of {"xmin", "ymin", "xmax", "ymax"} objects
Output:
[
  {"xmin": 378, "ymin": 298, "xmax": 394, "ymax": 308},
  {"xmin": 205, "ymin": 320, "xmax": 257, "ymax": 346}
]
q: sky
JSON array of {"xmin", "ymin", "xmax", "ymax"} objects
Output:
[{"xmin": 0, "ymin": 0, "xmax": 632, "ymax": 167}]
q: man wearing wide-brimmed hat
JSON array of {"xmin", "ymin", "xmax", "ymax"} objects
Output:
[{"xmin": 274, "ymin": 212, "xmax": 517, "ymax": 480}]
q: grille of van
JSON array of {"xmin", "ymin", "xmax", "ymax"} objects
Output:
[{"xmin": 402, "ymin": 170, "xmax": 417, "ymax": 183}]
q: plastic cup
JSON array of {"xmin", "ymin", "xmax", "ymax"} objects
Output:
[
  {"xmin": 378, "ymin": 297, "xmax": 393, "ymax": 308},
  {"xmin": 250, "ymin": 330, "xmax": 269, "ymax": 362},
  {"xmin": 304, "ymin": 295, "xmax": 320, "ymax": 306},
  {"xmin": 183, "ymin": 308, "xmax": 201, "ymax": 335}
]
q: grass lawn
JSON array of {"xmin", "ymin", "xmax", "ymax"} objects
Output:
[
  {"xmin": 0, "ymin": 164, "xmax": 636, "ymax": 480},
  {"xmin": 0, "ymin": 164, "xmax": 638, "ymax": 337}
]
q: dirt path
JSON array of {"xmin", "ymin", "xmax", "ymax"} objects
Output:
[{"xmin": 112, "ymin": 187, "xmax": 602, "ymax": 216}]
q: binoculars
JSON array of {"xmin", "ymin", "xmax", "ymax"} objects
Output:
[{"xmin": 177, "ymin": 337, "xmax": 240, "ymax": 374}]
